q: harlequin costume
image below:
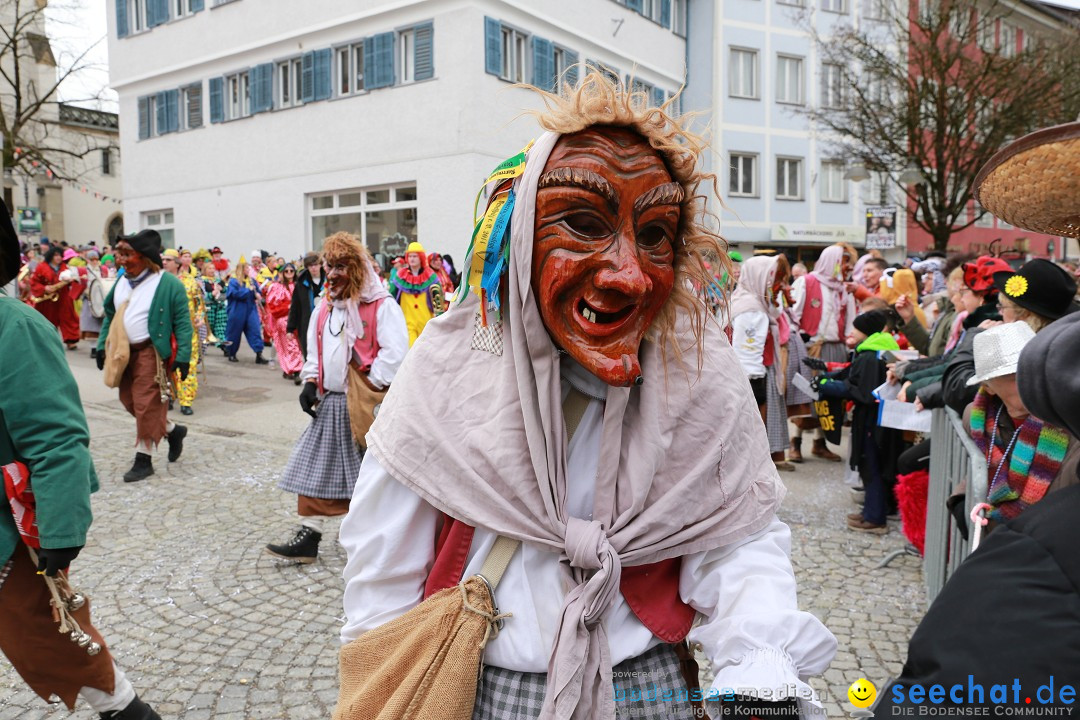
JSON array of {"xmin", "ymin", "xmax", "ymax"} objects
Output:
[
  {"xmin": 199, "ymin": 269, "xmax": 228, "ymax": 347},
  {"xmin": 163, "ymin": 249, "xmax": 205, "ymax": 415},
  {"xmin": 388, "ymin": 241, "xmax": 440, "ymax": 345},
  {"xmin": 339, "ymin": 74, "xmax": 835, "ymax": 720},
  {"xmin": 0, "ymin": 199, "xmax": 163, "ymax": 720},
  {"xmin": 96, "ymin": 230, "xmax": 193, "ymax": 483},
  {"xmin": 266, "ymin": 233, "xmax": 408, "ymax": 564}
]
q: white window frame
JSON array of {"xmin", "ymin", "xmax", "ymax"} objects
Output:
[
  {"xmin": 729, "ymin": 153, "xmax": 759, "ymax": 198},
  {"xmin": 672, "ymin": 0, "xmax": 688, "ymax": 36},
  {"xmin": 820, "ymin": 160, "xmax": 847, "ymax": 202},
  {"xmin": 174, "ymin": 0, "xmax": 194, "ymax": 19},
  {"xmin": 399, "ymin": 28, "xmax": 415, "ymax": 84},
  {"xmin": 779, "ymin": 0, "xmax": 806, "ymax": 7},
  {"xmin": 1000, "ymin": 22, "xmax": 1016, "ymax": 57},
  {"xmin": 143, "ymin": 209, "xmax": 176, "ymax": 249},
  {"xmin": 277, "ymin": 57, "xmax": 304, "ymax": 109},
  {"xmin": 729, "ymin": 47, "xmax": 759, "ymax": 100},
  {"xmin": 776, "ymin": 157, "xmax": 803, "ymax": 201},
  {"xmin": 145, "ymin": 94, "xmax": 158, "ymax": 138},
  {"xmin": 641, "ymin": 0, "xmax": 665, "ymax": 23},
  {"xmin": 821, "ymin": 63, "xmax": 844, "ymax": 109},
  {"xmin": 821, "ymin": 0, "xmax": 847, "ymax": 14},
  {"xmin": 977, "ymin": 15, "xmax": 997, "ymax": 52},
  {"xmin": 308, "ymin": 183, "xmax": 419, "ymax": 254},
  {"xmin": 864, "ymin": 0, "xmax": 890, "ymax": 20},
  {"xmin": 181, "ymin": 84, "xmax": 202, "ymax": 130},
  {"xmin": 776, "ymin": 55, "xmax": 804, "ymax": 105},
  {"xmin": 225, "ymin": 70, "xmax": 250, "ymax": 121},
  {"xmin": 128, "ymin": 0, "xmax": 148, "ymax": 34},
  {"xmin": 500, "ymin": 25, "xmax": 528, "ymax": 83},
  {"xmin": 101, "ymin": 148, "xmax": 113, "ymax": 176},
  {"xmin": 974, "ymin": 201, "xmax": 994, "ymax": 228},
  {"xmin": 332, "ymin": 41, "xmax": 366, "ymax": 98}
]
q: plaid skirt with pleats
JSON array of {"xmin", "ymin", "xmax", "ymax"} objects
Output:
[
  {"xmin": 472, "ymin": 643, "xmax": 700, "ymax": 720},
  {"xmin": 765, "ymin": 365, "xmax": 789, "ymax": 454},
  {"xmin": 278, "ymin": 392, "xmax": 363, "ymax": 499}
]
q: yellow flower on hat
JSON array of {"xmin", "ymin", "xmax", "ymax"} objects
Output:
[{"xmin": 1005, "ymin": 275, "xmax": 1028, "ymax": 297}]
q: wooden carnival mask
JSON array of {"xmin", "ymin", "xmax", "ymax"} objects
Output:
[{"xmin": 532, "ymin": 127, "xmax": 682, "ymax": 387}]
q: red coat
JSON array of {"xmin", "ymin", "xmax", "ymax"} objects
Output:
[{"xmin": 29, "ymin": 263, "xmax": 80, "ymax": 343}]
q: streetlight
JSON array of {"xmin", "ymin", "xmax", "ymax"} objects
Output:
[
  {"xmin": 844, "ymin": 160, "xmax": 871, "ymax": 182},
  {"xmin": 898, "ymin": 160, "xmax": 926, "ymax": 185}
]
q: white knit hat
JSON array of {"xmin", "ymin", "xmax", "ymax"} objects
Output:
[{"xmin": 967, "ymin": 322, "xmax": 1036, "ymax": 386}]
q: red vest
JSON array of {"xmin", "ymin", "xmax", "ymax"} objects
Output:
[
  {"xmin": 423, "ymin": 516, "xmax": 696, "ymax": 643},
  {"xmin": 799, "ymin": 274, "xmax": 824, "ymax": 337},
  {"xmin": 314, "ymin": 297, "xmax": 384, "ymax": 392}
]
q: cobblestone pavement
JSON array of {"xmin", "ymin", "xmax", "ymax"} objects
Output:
[{"xmin": 1, "ymin": 350, "xmax": 926, "ymax": 718}]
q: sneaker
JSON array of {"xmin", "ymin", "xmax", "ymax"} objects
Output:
[
  {"xmin": 123, "ymin": 453, "xmax": 154, "ymax": 483},
  {"xmin": 167, "ymin": 424, "xmax": 187, "ymax": 463},
  {"xmin": 265, "ymin": 526, "xmax": 321, "ymax": 564},
  {"xmin": 847, "ymin": 517, "xmax": 888, "ymax": 534}
]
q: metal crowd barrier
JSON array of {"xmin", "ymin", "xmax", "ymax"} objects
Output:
[{"xmin": 923, "ymin": 407, "xmax": 988, "ymax": 603}]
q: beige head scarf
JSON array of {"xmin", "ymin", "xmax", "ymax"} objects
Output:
[{"xmin": 367, "ymin": 131, "xmax": 783, "ymax": 720}]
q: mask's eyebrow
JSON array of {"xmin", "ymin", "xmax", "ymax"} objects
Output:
[
  {"xmin": 634, "ymin": 182, "xmax": 684, "ymax": 216},
  {"xmin": 537, "ymin": 167, "xmax": 618, "ymax": 210}
]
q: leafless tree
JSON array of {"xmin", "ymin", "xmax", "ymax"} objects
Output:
[{"xmin": 803, "ymin": 0, "xmax": 1080, "ymax": 251}]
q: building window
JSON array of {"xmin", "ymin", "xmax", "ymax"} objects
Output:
[
  {"xmin": 129, "ymin": 0, "xmax": 148, "ymax": 33},
  {"xmin": 999, "ymin": 22, "xmax": 1016, "ymax": 57},
  {"xmin": 779, "ymin": 0, "xmax": 806, "ymax": 7},
  {"xmin": 143, "ymin": 210, "xmax": 175, "ymax": 249},
  {"xmin": 672, "ymin": 0, "xmax": 688, "ymax": 36},
  {"xmin": 334, "ymin": 41, "xmax": 365, "ymax": 97},
  {"xmin": 821, "ymin": 0, "xmax": 847, "ymax": 13},
  {"xmin": 729, "ymin": 153, "xmax": 758, "ymax": 197},
  {"xmin": 137, "ymin": 94, "xmax": 157, "ymax": 139},
  {"xmin": 226, "ymin": 71, "xmax": 250, "ymax": 120},
  {"xmin": 641, "ymin": 0, "xmax": 665, "ymax": 23},
  {"xmin": 277, "ymin": 57, "xmax": 304, "ymax": 108},
  {"xmin": 500, "ymin": 26, "xmax": 528, "ymax": 83},
  {"xmin": 101, "ymin": 148, "xmax": 113, "ymax": 176},
  {"xmin": 974, "ymin": 202, "xmax": 993, "ymax": 228},
  {"xmin": 820, "ymin": 160, "xmax": 847, "ymax": 202},
  {"xmin": 821, "ymin": 63, "xmax": 844, "ymax": 108},
  {"xmin": 729, "ymin": 48, "xmax": 759, "ymax": 99},
  {"xmin": 776, "ymin": 55, "xmax": 804, "ymax": 105},
  {"xmin": 181, "ymin": 84, "xmax": 202, "ymax": 130},
  {"xmin": 864, "ymin": 0, "xmax": 889, "ymax": 19},
  {"xmin": 776, "ymin": 157, "xmax": 803, "ymax": 200},
  {"xmin": 398, "ymin": 29, "xmax": 415, "ymax": 84},
  {"xmin": 309, "ymin": 184, "xmax": 419, "ymax": 259},
  {"xmin": 174, "ymin": 0, "xmax": 194, "ymax": 18}
]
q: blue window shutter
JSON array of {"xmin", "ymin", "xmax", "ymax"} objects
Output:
[
  {"xmin": 116, "ymin": 0, "xmax": 129, "ymax": 37},
  {"xmin": 149, "ymin": 0, "xmax": 168, "ymax": 27},
  {"xmin": 660, "ymin": 0, "xmax": 672, "ymax": 27},
  {"xmin": 651, "ymin": 86, "xmax": 665, "ymax": 107},
  {"xmin": 155, "ymin": 91, "xmax": 169, "ymax": 134},
  {"xmin": 301, "ymin": 51, "xmax": 315, "ymax": 103},
  {"xmin": 484, "ymin": 17, "xmax": 502, "ymax": 76},
  {"xmin": 626, "ymin": 0, "xmax": 644, "ymax": 12},
  {"xmin": 532, "ymin": 36, "xmax": 553, "ymax": 91},
  {"xmin": 209, "ymin": 77, "xmax": 224, "ymax": 123},
  {"xmin": 564, "ymin": 50, "xmax": 579, "ymax": 87},
  {"xmin": 167, "ymin": 89, "xmax": 180, "ymax": 132},
  {"xmin": 414, "ymin": 22, "xmax": 434, "ymax": 81},
  {"xmin": 314, "ymin": 49, "xmax": 332, "ymax": 101},
  {"xmin": 137, "ymin": 96, "xmax": 149, "ymax": 139},
  {"xmin": 371, "ymin": 32, "xmax": 394, "ymax": 89},
  {"xmin": 190, "ymin": 0, "xmax": 204, "ymax": 11},
  {"xmin": 259, "ymin": 62, "xmax": 274, "ymax": 111},
  {"xmin": 364, "ymin": 39, "xmax": 376, "ymax": 90},
  {"xmin": 145, "ymin": 0, "xmax": 155, "ymax": 27}
]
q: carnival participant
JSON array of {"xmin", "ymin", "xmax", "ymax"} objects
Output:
[
  {"xmin": 266, "ymin": 233, "xmax": 407, "ymax": 563},
  {"xmin": 199, "ymin": 262, "xmax": 228, "ymax": 350},
  {"xmin": 95, "ymin": 231, "xmax": 192, "ymax": 482},
  {"xmin": 287, "ymin": 252, "xmax": 324, "ymax": 359},
  {"xmin": 428, "ymin": 252, "xmax": 455, "ymax": 296},
  {"xmin": 388, "ymin": 241, "xmax": 440, "ymax": 346},
  {"xmin": 224, "ymin": 259, "xmax": 269, "ymax": 364},
  {"xmin": 337, "ymin": 72, "xmax": 835, "ymax": 719},
  {"xmin": 79, "ymin": 250, "xmax": 112, "ymax": 358},
  {"xmin": 265, "ymin": 263, "xmax": 304, "ymax": 383},
  {"xmin": 0, "ymin": 200, "xmax": 163, "ymax": 720},
  {"xmin": 789, "ymin": 244, "xmax": 855, "ymax": 462},
  {"xmin": 162, "ymin": 249, "xmax": 205, "ymax": 416},
  {"xmin": 30, "ymin": 245, "xmax": 81, "ymax": 350},
  {"xmin": 210, "ymin": 246, "xmax": 230, "ymax": 280}
]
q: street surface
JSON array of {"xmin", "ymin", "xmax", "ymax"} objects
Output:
[{"xmin": 0, "ymin": 346, "xmax": 925, "ymax": 719}]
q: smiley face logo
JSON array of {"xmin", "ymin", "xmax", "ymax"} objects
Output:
[{"xmin": 848, "ymin": 678, "xmax": 877, "ymax": 708}]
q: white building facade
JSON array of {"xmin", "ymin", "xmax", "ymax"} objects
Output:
[{"xmin": 107, "ymin": 0, "xmax": 688, "ymax": 264}]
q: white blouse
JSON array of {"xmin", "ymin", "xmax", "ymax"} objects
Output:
[
  {"xmin": 339, "ymin": 359, "xmax": 836, "ymax": 705},
  {"xmin": 299, "ymin": 297, "xmax": 408, "ymax": 392}
]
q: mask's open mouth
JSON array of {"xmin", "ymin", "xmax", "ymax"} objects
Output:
[{"xmin": 577, "ymin": 298, "xmax": 635, "ymax": 327}]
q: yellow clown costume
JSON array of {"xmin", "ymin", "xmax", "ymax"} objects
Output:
[
  {"xmin": 387, "ymin": 241, "xmax": 441, "ymax": 345},
  {"xmin": 171, "ymin": 258, "xmax": 205, "ymax": 411}
]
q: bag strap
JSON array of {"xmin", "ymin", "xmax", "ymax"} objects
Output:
[{"xmin": 478, "ymin": 385, "xmax": 593, "ymax": 589}]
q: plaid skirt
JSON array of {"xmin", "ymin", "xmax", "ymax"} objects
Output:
[
  {"xmin": 473, "ymin": 644, "xmax": 698, "ymax": 720},
  {"xmin": 278, "ymin": 392, "xmax": 363, "ymax": 499},
  {"xmin": 764, "ymin": 365, "xmax": 788, "ymax": 454}
]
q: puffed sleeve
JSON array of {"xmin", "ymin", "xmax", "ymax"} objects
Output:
[
  {"xmin": 339, "ymin": 451, "xmax": 440, "ymax": 644},
  {"xmin": 731, "ymin": 311, "xmax": 769, "ymax": 380},
  {"xmin": 681, "ymin": 518, "xmax": 837, "ymax": 713},
  {"xmin": 367, "ymin": 300, "xmax": 408, "ymax": 389}
]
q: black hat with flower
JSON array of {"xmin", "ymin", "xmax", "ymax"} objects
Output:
[{"xmin": 993, "ymin": 258, "xmax": 1078, "ymax": 321}]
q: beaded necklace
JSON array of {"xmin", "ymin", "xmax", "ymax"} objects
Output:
[{"xmin": 986, "ymin": 404, "xmax": 1023, "ymax": 495}]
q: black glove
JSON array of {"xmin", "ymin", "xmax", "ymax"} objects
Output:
[
  {"xmin": 946, "ymin": 494, "xmax": 969, "ymax": 542},
  {"xmin": 36, "ymin": 546, "xmax": 82, "ymax": 577},
  {"xmin": 801, "ymin": 357, "xmax": 828, "ymax": 372},
  {"xmin": 96, "ymin": 351, "xmax": 105, "ymax": 371},
  {"xmin": 299, "ymin": 381, "xmax": 319, "ymax": 418},
  {"xmin": 172, "ymin": 361, "xmax": 190, "ymax": 381}
]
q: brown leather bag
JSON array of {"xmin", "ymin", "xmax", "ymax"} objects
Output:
[
  {"xmin": 345, "ymin": 364, "xmax": 386, "ymax": 448},
  {"xmin": 102, "ymin": 301, "xmax": 131, "ymax": 388}
]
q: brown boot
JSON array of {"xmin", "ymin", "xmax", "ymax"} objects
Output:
[
  {"xmin": 772, "ymin": 451, "xmax": 796, "ymax": 472},
  {"xmin": 812, "ymin": 438, "xmax": 842, "ymax": 462},
  {"xmin": 788, "ymin": 437, "xmax": 804, "ymax": 463}
]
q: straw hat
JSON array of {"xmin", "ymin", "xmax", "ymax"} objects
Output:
[
  {"xmin": 967, "ymin": 322, "xmax": 1036, "ymax": 387},
  {"xmin": 974, "ymin": 121, "xmax": 1080, "ymax": 239}
]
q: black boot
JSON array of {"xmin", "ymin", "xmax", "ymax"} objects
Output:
[
  {"xmin": 255, "ymin": 352, "xmax": 270, "ymax": 365},
  {"xmin": 100, "ymin": 694, "xmax": 162, "ymax": 720},
  {"xmin": 90, "ymin": 347, "xmax": 98, "ymax": 359},
  {"xmin": 265, "ymin": 526, "xmax": 321, "ymax": 564},
  {"xmin": 123, "ymin": 453, "xmax": 154, "ymax": 483},
  {"xmin": 167, "ymin": 424, "xmax": 187, "ymax": 462},
  {"xmin": 227, "ymin": 354, "xmax": 238, "ymax": 362},
  {"xmin": 180, "ymin": 405, "xmax": 193, "ymax": 416}
]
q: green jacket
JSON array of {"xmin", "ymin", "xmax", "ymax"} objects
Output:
[
  {"xmin": 97, "ymin": 271, "xmax": 193, "ymax": 364},
  {"xmin": 0, "ymin": 297, "xmax": 98, "ymax": 564}
]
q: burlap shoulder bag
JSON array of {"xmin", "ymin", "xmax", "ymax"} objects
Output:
[
  {"xmin": 345, "ymin": 364, "xmax": 386, "ymax": 449},
  {"xmin": 332, "ymin": 389, "xmax": 591, "ymax": 720},
  {"xmin": 103, "ymin": 301, "xmax": 131, "ymax": 389}
]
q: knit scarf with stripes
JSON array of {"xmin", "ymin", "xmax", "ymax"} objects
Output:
[{"xmin": 970, "ymin": 388, "xmax": 1069, "ymax": 522}]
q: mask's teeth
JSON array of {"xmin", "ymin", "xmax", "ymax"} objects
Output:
[{"xmin": 582, "ymin": 307, "xmax": 596, "ymax": 323}]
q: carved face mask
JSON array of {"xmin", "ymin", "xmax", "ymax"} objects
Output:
[{"xmin": 532, "ymin": 127, "xmax": 682, "ymax": 386}]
